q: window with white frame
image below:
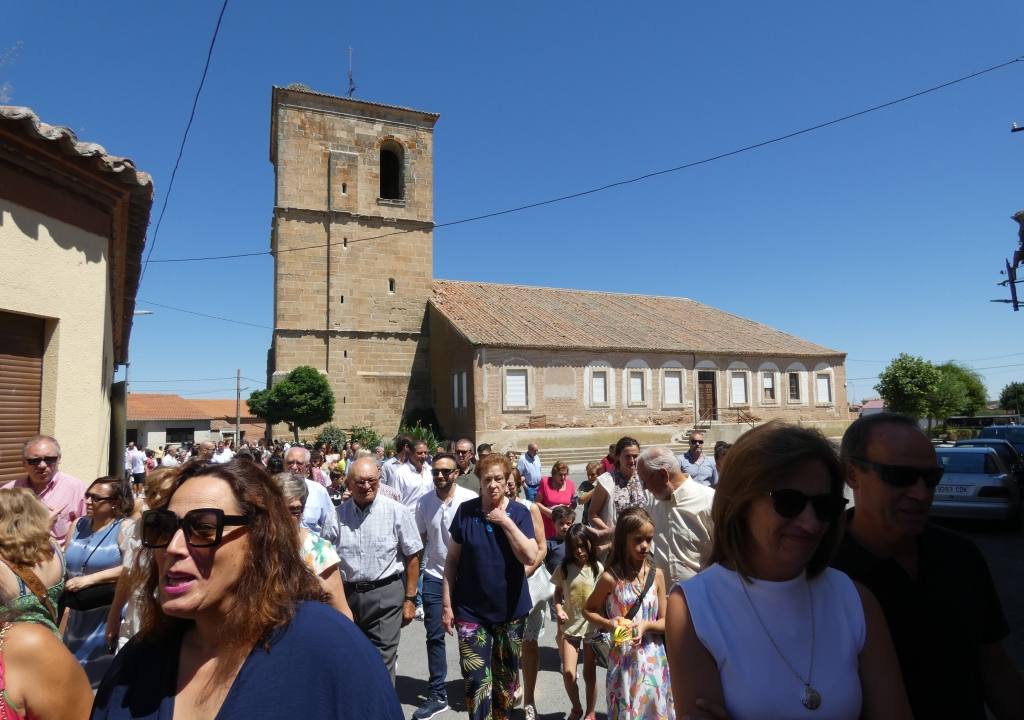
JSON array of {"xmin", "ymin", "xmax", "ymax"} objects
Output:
[
  {"xmin": 504, "ymin": 368, "xmax": 528, "ymax": 409},
  {"xmin": 460, "ymin": 371, "xmax": 468, "ymax": 409},
  {"xmin": 591, "ymin": 369, "xmax": 609, "ymax": 406},
  {"xmin": 731, "ymin": 371, "xmax": 748, "ymax": 405},
  {"xmin": 628, "ymin": 370, "xmax": 645, "ymax": 405},
  {"xmin": 788, "ymin": 372, "xmax": 802, "ymax": 402},
  {"xmin": 816, "ymin": 373, "xmax": 833, "ymax": 404},
  {"xmin": 452, "ymin": 373, "xmax": 459, "ymax": 408},
  {"xmin": 663, "ymin": 370, "xmax": 683, "ymax": 406},
  {"xmin": 762, "ymin": 371, "xmax": 776, "ymax": 402}
]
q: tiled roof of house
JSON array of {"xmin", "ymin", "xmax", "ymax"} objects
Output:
[
  {"xmin": 189, "ymin": 399, "xmax": 255, "ymax": 419},
  {"xmin": 430, "ymin": 280, "xmax": 843, "ymax": 358},
  {"xmin": 127, "ymin": 394, "xmax": 209, "ymax": 421},
  {"xmin": 0, "ymin": 106, "xmax": 153, "ymax": 365},
  {"xmin": 861, "ymin": 399, "xmax": 885, "ymax": 410}
]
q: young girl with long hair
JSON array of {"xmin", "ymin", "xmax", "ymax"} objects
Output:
[
  {"xmin": 553, "ymin": 524, "xmax": 602, "ymax": 720},
  {"xmin": 584, "ymin": 507, "xmax": 673, "ymax": 720}
]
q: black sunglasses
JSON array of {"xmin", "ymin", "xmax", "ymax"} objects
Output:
[
  {"xmin": 768, "ymin": 489, "xmax": 848, "ymax": 523},
  {"xmin": 431, "ymin": 468, "xmax": 456, "ymax": 477},
  {"xmin": 25, "ymin": 456, "xmax": 59, "ymax": 465},
  {"xmin": 690, "ymin": 440, "xmax": 704, "ymax": 445},
  {"xmin": 850, "ymin": 457, "xmax": 944, "ymax": 489},
  {"xmin": 141, "ymin": 508, "xmax": 250, "ymax": 549}
]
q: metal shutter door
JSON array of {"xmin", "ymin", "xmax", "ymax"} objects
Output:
[{"xmin": 0, "ymin": 311, "xmax": 44, "ymax": 483}]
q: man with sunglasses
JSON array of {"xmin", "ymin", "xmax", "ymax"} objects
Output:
[
  {"xmin": 284, "ymin": 445, "xmax": 340, "ymax": 545},
  {"xmin": 413, "ymin": 453, "xmax": 476, "ymax": 720},
  {"xmin": 833, "ymin": 413, "xmax": 1023, "ymax": 720},
  {"xmin": 4, "ymin": 435, "xmax": 87, "ymax": 548},
  {"xmin": 677, "ymin": 431, "xmax": 719, "ymax": 488},
  {"xmin": 452, "ymin": 437, "xmax": 478, "ymax": 494}
]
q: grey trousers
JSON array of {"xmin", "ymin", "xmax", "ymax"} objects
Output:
[{"xmin": 346, "ymin": 575, "xmax": 404, "ymax": 683}]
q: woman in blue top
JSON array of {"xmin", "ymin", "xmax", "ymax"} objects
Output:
[
  {"xmin": 91, "ymin": 459, "xmax": 402, "ymax": 720},
  {"xmin": 442, "ymin": 453, "xmax": 539, "ymax": 720}
]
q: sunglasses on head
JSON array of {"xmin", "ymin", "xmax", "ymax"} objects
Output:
[
  {"xmin": 768, "ymin": 489, "xmax": 848, "ymax": 523},
  {"xmin": 25, "ymin": 456, "xmax": 59, "ymax": 466},
  {"xmin": 141, "ymin": 508, "xmax": 250, "ymax": 549},
  {"xmin": 850, "ymin": 457, "xmax": 944, "ymax": 489}
]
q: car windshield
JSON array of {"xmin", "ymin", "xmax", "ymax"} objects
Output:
[{"xmin": 938, "ymin": 452, "xmax": 1000, "ymax": 474}]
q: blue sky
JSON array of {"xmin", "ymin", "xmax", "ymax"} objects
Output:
[{"xmin": 5, "ymin": 2, "xmax": 1024, "ymax": 404}]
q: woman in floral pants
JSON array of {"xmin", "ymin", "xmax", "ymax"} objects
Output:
[{"xmin": 443, "ymin": 454, "xmax": 541, "ymax": 720}]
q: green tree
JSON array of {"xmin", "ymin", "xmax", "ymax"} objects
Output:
[
  {"xmin": 926, "ymin": 364, "xmax": 968, "ymax": 426},
  {"xmin": 875, "ymin": 354, "xmax": 940, "ymax": 419},
  {"xmin": 314, "ymin": 424, "xmax": 348, "ymax": 451},
  {"xmin": 936, "ymin": 362, "xmax": 987, "ymax": 416},
  {"xmin": 1000, "ymin": 382, "xmax": 1024, "ymax": 414},
  {"xmin": 349, "ymin": 425, "xmax": 383, "ymax": 451},
  {"xmin": 248, "ymin": 366, "xmax": 335, "ymax": 442}
]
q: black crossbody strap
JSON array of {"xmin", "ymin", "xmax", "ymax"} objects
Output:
[{"xmin": 624, "ymin": 564, "xmax": 656, "ymax": 621}]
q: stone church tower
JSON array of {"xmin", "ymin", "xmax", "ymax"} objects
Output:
[{"xmin": 267, "ymin": 85, "xmax": 438, "ymax": 434}]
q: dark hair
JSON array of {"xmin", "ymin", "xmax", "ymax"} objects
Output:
[
  {"xmin": 607, "ymin": 506, "xmax": 654, "ymax": 575},
  {"xmin": 840, "ymin": 412, "xmax": 922, "ymax": 468},
  {"xmin": 393, "ymin": 435, "xmax": 414, "ymax": 454},
  {"xmin": 266, "ymin": 455, "xmax": 284, "ymax": 474},
  {"xmin": 140, "ymin": 459, "xmax": 328, "ymax": 647},
  {"xmin": 432, "ymin": 452, "xmax": 457, "ymax": 466},
  {"xmin": 714, "ymin": 441, "xmax": 731, "ymax": 462},
  {"xmin": 551, "ymin": 505, "xmax": 575, "ymax": 525},
  {"xmin": 477, "ymin": 443, "xmax": 492, "ymax": 455},
  {"xmin": 614, "ymin": 437, "xmax": 640, "ymax": 457},
  {"xmin": 88, "ymin": 476, "xmax": 135, "ymax": 518},
  {"xmin": 562, "ymin": 523, "xmax": 599, "ymax": 578},
  {"xmin": 708, "ymin": 422, "xmax": 844, "ymax": 581}
]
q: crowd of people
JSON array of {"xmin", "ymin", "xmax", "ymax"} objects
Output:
[{"xmin": 0, "ymin": 414, "xmax": 1020, "ymax": 719}]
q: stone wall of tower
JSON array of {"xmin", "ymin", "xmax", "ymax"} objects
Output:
[{"xmin": 268, "ymin": 87, "xmax": 437, "ymax": 438}]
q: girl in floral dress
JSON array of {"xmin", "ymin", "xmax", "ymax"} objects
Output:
[{"xmin": 584, "ymin": 508, "xmax": 673, "ymax": 720}]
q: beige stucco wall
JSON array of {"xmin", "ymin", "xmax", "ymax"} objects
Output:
[{"xmin": 0, "ymin": 198, "xmax": 114, "ymax": 482}]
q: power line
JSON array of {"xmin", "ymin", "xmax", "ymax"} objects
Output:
[
  {"xmin": 131, "ymin": 377, "xmax": 236, "ymax": 383},
  {"xmin": 848, "ymin": 361, "xmax": 1024, "ymax": 381},
  {"xmin": 145, "ymin": 54, "xmax": 1024, "ymax": 265},
  {"xmin": 241, "ymin": 376, "xmax": 265, "ymax": 384},
  {"xmin": 138, "ymin": 0, "xmax": 229, "ymax": 286},
  {"xmin": 178, "ymin": 387, "xmax": 249, "ymax": 396},
  {"xmin": 138, "ymin": 299, "xmax": 272, "ymax": 329}
]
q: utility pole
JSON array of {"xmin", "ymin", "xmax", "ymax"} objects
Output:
[{"xmin": 235, "ymin": 368, "xmax": 241, "ymax": 448}]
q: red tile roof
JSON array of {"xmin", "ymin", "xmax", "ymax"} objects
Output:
[
  {"xmin": 190, "ymin": 399, "xmax": 255, "ymax": 419},
  {"xmin": 127, "ymin": 394, "xmax": 209, "ymax": 421},
  {"xmin": 430, "ymin": 280, "xmax": 843, "ymax": 357}
]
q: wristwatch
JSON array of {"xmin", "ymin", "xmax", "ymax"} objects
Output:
[{"xmin": 404, "ymin": 595, "xmax": 417, "ymax": 602}]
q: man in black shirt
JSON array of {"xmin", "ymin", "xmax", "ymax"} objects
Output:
[{"xmin": 832, "ymin": 413, "xmax": 1023, "ymax": 719}]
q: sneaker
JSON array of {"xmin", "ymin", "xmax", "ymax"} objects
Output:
[
  {"xmin": 414, "ymin": 605, "xmax": 425, "ymax": 621},
  {"xmin": 524, "ymin": 703, "xmax": 537, "ymax": 720},
  {"xmin": 412, "ymin": 697, "xmax": 449, "ymax": 720}
]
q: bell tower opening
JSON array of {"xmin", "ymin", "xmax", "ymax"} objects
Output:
[{"xmin": 380, "ymin": 141, "xmax": 403, "ymax": 200}]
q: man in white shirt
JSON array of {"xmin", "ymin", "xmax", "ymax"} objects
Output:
[
  {"xmin": 413, "ymin": 453, "xmax": 475, "ymax": 720},
  {"xmin": 638, "ymin": 445, "xmax": 715, "ymax": 586},
  {"xmin": 127, "ymin": 442, "xmax": 146, "ymax": 495},
  {"xmin": 393, "ymin": 440, "xmax": 433, "ymax": 512},
  {"xmin": 381, "ymin": 435, "xmax": 413, "ymax": 488},
  {"xmin": 160, "ymin": 445, "xmax": 180, "ymax": 467},
  {"xmin": 211, "ymin": 440, "xmax": 235, "ymax": 464}
]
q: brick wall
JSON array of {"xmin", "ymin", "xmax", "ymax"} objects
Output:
[{"xmin": 268, "ymin": 88, "xmax": 437, "ymax": 438}]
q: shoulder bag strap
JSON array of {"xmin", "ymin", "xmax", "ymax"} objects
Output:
[
  {"xmin": 0, "ymin": 558, "xmax": 57, "ymax": 624},
  {"xmin": 624, "ymin": 564, "xmax": 656, "ymax": 621}
]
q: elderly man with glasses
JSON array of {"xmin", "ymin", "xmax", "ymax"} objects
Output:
[
  {"xmin": 832, "ymin": 413, "xmax": 1023, "ymax": 720},
  {"xmin": 336, "ymin": 457, "xmax": 422, "ymax": 684},
  {"xmin": 283, "ymin": 445, "xmax": 340, "ymax": 544},
  {"xmin": 4, "ymin": 435, "xmax": 87, "ymax": 548},
  {"xmin": 676, "ymin": 431, "xmax": 719, "ymax": 487}
]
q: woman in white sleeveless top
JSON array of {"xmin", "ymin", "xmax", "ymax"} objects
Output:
[{"xmin": 665, "ymin": 423, "xmax": 911, "ymax": 720}]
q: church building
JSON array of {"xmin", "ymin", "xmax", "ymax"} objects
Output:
[{"xmin": 267, "ymin": 85, "xmax": 848, "ymax": 441}]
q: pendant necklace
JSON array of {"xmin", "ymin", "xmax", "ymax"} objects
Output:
[{"xmin": 738, "ymin": 573, "xmax": 821, "ymax": 711}]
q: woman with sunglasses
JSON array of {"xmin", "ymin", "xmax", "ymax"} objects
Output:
[
  {"xmin": 63, "ymin": 477, "xmax": 134, "ymax": 688},
  {"xmin": 665, "ymin": 423, "xmax": 911, "ymax": 720},
  {"xmin": 271, "ymin": 472, "xmax": 352, "ymax": 620},
  {"xmin": 92, "ymin": 459, "xmax": 402, "ymax": 720}
]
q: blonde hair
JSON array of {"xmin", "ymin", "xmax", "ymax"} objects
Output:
[{"xmin": 0, "ymin": 488, "xmax": 55, "ymax": 566}]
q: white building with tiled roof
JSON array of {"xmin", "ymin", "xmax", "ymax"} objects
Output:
[{"xmin": 267, "ymin": 86, "xmax": 848, "ymax": 441}]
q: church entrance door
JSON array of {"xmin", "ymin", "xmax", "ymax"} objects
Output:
[{"xmin": 697, "ymin": 371, "xmax": 717, "ymax": 422}]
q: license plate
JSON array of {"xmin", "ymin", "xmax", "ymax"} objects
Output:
[{"xmin": 936, "ymin": 485, "xmax": 971, "ymax": 496}]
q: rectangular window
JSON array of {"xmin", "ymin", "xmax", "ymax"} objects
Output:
[
  {"xmin": 505, "ymin": 369, "xmax": 528, "ymax": 408},
  {"xmin": 731, "ymin": 371, "xmax": 748, "ymax": 405},
  {"xmin": 789, "ymin": 372, "xmax": 802, "ymax": 401},
  {"xmin": 591, "ymin": 370, "xmax": 608, "ymax": 405},
  {"xmin": 452, "ymin": 374, "xmax": 459, "ymax": 408},
  {"xmin": 816, "ymin": 373, "xmax": 832, "ymax": 404},
  {"xmin": 663, "ymin": 370, "xmax": 682, "ymax": 405},
  {"xmin": 460, "ymin": 372, "xmax": 468, "ymax": 409},
  {"xmin": 628, "ymin": 370, "xmax": 645, "ymax": 405},
  {"xmin": 166, "ymin": 428, "xmax": 195, "ymax": 444},
  {"xmin": 762, "ymin": 372, "xmax": 776, "ymax": 402}
]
